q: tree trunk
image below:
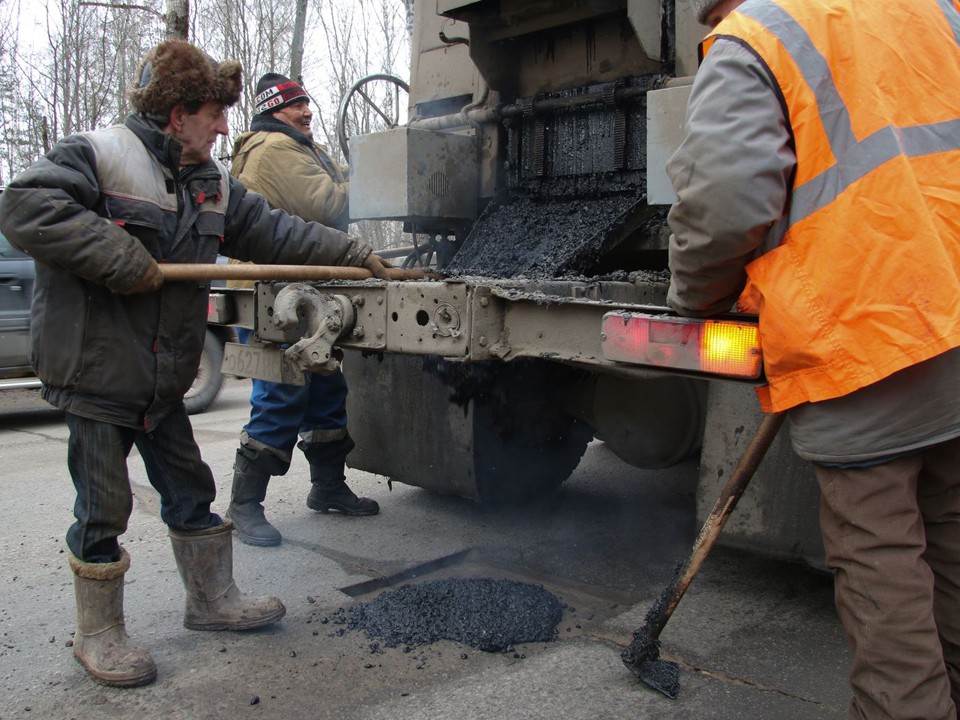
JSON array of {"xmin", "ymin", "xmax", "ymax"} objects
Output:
[
  {"xmin": 405, "ymin": 0, "xmax": 415, "ymax": 37},
  {"xmin": 165, "ymin": 0, "xmax": 189, "ymax": 39},
  {"xmin": 290, "ymin": 0, "xmax": 307, "ymax": 80}
]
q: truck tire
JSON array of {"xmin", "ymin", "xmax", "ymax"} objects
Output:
[
  {"xmin": 184, "ymin": 330, "xmax": 224, "ymax": 415},
  {"xmin": 343, "ymin": 353, "xmax": 592, "ymax": 505},
  {"xmin": 472, "ymin": 361, "xmax": 594, "ymax": 505}
]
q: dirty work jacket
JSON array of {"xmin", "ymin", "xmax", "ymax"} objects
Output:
[
  {"xmin": 232, "ymin": 115, "xmax": 349, "ymax": 230},
  {"xmin": 667, "ymin": 0, "xmax": 960, "ymax": 413},
  {"xmin": 0, "ymin": 114, "xmax": 369, "ymax": 431},
  {"xmin": 227, "ymin": 115, "xmax": 350, "ymax": 290}
]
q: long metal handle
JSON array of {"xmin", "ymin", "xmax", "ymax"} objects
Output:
[{"xmin": 158, "ymin": 263, "xmax": 430, "ymax": 282}]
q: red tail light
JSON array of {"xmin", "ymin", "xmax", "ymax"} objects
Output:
[
  {"xmin": 600, "ymin": 312, "xmax": 762, "ymax": 379},
  {"xmin": 206, "ymin": 294, "xmax": 234, "ymax": 324}
]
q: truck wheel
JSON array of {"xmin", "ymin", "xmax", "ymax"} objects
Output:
[
  {"xmin": 343, "ymin": 353, "xmax": 593, "ymax": 504},
  {"xmin": 473, "ymin": 412, "xmax": 593, "ymax": 505},
  {"xmin": 184, "ymin": 330, "xmax": 224, "ymax": 415},
  {"xmin": 472, "ymin": 361, "xmax": 594, "ymax": 505}
]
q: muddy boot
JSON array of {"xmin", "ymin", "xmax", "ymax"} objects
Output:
[
  {"xmin": 226, "ymin": 448, "xmax": 281, "ymax": 547},
  {"xmin": 301, "ymin": 435, "xmax": 379, "ymax": 516},
  {"xmin": 69, "ymin": 548, "xmax": 157, "ymax": 688},
  {"xmin": 169, "ymin": 521, "xmax": 286, "ymax": 631}
]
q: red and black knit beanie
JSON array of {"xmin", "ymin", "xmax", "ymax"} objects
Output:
[{"xmin": 254, "ymin": 73, "xmax": 309, "ymax": 115}]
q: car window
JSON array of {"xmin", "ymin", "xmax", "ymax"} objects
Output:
[{"xmin": 0, "ymin": 232, "xmax": 29, "ymax": 260}]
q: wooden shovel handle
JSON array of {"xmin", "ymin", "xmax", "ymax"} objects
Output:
[{"xmin": 158, "ymin": 263, "xmax": 430, "ymax": 282}]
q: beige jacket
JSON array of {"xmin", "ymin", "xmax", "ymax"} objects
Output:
[{"xmin": 228, "ymin": 124, "xmax": 350, "ymax": 288}]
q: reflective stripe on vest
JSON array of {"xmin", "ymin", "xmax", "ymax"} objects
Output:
[
  {"xmin": 701, "ymin": 1, "xmax": 960, "ymax": 412},
  {"xmin": 735, "ymin": 1, "xmax": 960, "ymax": 232}
]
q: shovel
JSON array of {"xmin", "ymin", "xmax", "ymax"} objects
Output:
[{"xmin": 621, "ymin": 411, "xmax": 786, "ymax": 698}]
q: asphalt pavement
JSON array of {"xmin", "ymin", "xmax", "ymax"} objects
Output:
[{"xmin": 0, "ymin": 380, "xmax": 851, "ymax": 720}]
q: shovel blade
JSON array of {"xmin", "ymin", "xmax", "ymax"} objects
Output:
[
  {"xmin": 636, "ymin": 658, "xmax": 680, "ymax": 699},
  {"xmin": 621, "ymin": 627, "xmax": 681, "ymax": 699}
]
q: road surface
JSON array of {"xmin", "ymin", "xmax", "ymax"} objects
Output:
[{"xmin": 0, "ymin": 380, "xmax": 850, "ymax": 720}]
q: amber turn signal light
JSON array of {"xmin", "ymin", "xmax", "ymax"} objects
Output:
[{"xmin": 600, "ymin": 312, "xmax": 762, "ymax": 379}]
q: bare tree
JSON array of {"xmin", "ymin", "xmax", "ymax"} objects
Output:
[
  {"xmin": 404, "ymin": 0, "xmax": 414, "ymax": 37},
  {"xmin": 0, "ymin": 0, "xmax": 410, "ymax": 198},
  {"xmin": 308, "ymin": 2, "xmax": 407, "ymax": 153},
  {"xmin": 0, "ymin": 0, "xmax": 25, "ymax": 182},
  {"xmin": 0, "ymin": 31, "xmax": 55, "ymax": 176},
  {"xmin": 195, "ymin": 0, "xmax": 298, "ymax": 148},
  {"xmin": 290, "ymin": 0, "xmax": 307, "ymax": 80},
  {"xmin": 164, "ymin": 0, "xmax": 187, "ymax": 38},
  {"xmin": 0, "ymin": 0, "xmax": 156, "ymax": 159},
  {"xmin": 307, "ymin": 0, "xmax": 410, "ymax": 250}
]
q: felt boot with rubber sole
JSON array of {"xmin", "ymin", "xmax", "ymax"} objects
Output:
[{"xmin": 69, "ymin": 549, "xmax": 157, "ymax": 688}]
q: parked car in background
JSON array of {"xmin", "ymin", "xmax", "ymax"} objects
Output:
[
  {"xmin": 0, "ymin": 224, "xmax": 230, "ymax": 414},
  {"xmin": 0, "ymin": 229, "xmax": 40, "ymax": 390},
  {"xmin": 185, "ymin": 303, "xmax": 234, "ymax": 415}
]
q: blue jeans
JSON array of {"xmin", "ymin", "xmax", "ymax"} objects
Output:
[
  {"xmin": 237, "ymin": 329, "xmax": 348, "ymax": 456},
  {"xmin": 65, "ymin": 407, "xmax": 221, "ymax": 563}
]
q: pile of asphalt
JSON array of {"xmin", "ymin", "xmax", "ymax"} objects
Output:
[
  {"xmin": 448, "ymin": 192, "xmax": 643, "ymax": 279},
  {"xmin": 346, "ymin": 577, "xmax": 563, "ymax": 652}
]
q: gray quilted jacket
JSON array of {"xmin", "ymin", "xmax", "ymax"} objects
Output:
[{"xmin": 0, "ymin": 113, "xmax": 369, "ymax": 430}]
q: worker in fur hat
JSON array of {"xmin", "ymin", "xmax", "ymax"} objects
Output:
[{"xmin": 0, "ymin": 38, "xmax": 391, "ymax": 689}]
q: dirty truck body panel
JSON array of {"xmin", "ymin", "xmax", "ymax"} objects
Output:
[{"xmin": 217, "ymin": 0, "xmax": 824, "ymax": 567}]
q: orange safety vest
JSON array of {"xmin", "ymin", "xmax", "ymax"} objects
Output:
[{"xmin": 701, "ymin": 0, "xmax": 960, "ymax": 413}]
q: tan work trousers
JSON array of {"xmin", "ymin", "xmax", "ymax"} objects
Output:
[{"xmin": 814, "ymin": 436, "xmax": 960, "ymax": 720}]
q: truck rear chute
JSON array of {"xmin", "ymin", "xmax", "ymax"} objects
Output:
[{"xmin": 201, "ymin": 0, "xmax": 828, "ymax": 569}]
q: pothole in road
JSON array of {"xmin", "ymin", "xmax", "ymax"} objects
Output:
[{"xmin": 333, "ymin": 548, "xmax": 643, "ymax": 652}]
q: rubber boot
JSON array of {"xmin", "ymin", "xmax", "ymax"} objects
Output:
[
  {"xmin": 68, "ymin": 548, "xmax": 157, "ymax": 688},
  {"xmin": 301, "ymin": 436, "xmax": 380, "ymax": 516},
  {"xmin": 169, "ymin": 521, "xmax": 286, "ymax": 631},
  {"xmin": 226, "ymin": 449, "xmax": 281, "ymax": 547}
]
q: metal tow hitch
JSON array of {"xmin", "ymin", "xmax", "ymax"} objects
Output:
[{"xmin": 271, "ymin": 284, "xmax": 356, "ymax": 375}]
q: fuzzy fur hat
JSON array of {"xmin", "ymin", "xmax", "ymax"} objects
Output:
[
  {"xmin": 129, "ymin": 39, "xmax": 242, "ymax": 121},
  {"xmin": 691, "ymin": 0, "xmax": 728, "ymax": 24}
]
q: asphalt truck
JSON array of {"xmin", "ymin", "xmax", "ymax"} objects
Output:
[{"xmin": 211, "ymin": 0, "xmax": 825, "ymax": 568}]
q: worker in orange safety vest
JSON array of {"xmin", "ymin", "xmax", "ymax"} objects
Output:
[{"xmin": 673, "ymin": 1, "xmax": 960, "ymax": 718}]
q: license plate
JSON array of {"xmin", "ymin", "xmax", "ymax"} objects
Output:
[{"xmin": 222, "ymin": 343, "xmax": 306, "ymax": 385}]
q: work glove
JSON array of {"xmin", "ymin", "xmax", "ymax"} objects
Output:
[
  {"xmin": 363, "ymin": 253, "xmax": 393, "ymax": 280},
  {"xmin": 119, "ymin": 260, "xmax": 164, "ymax": 295}
]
